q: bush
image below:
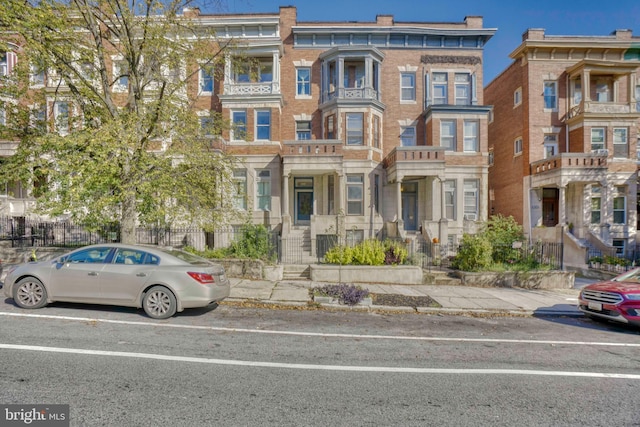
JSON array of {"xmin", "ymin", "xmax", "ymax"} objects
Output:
[
  {"xmin": 452, "ymin": 234, "xmax": 493, "ymax": 272},
  {"xmin": 312, "ymin": 283, "xmax": 370, "ymax": 306},
  {"xmin": 185, "ymin": 224, "xmax": 275, "ymax": 261},
  {"xmin": 324, "ymin": 239, "xmax": 407, "ymax": 266}
]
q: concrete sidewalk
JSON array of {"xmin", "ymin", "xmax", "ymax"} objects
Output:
[{"xmin": 226, "ymin": 277, "xmax": 583, "ymax": 317}]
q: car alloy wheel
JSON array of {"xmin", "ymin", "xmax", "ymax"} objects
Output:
[
  {"xmin": 14, "ymin": 277, "xmax": 48, "ymax": 309},
  {"xmin": 143, "ymin": 286, "xmax": 177, "ymax": 319}
]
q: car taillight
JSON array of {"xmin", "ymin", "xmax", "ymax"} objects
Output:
[{"xmin": 187, "ymin": 271, "xmax": 215, "ymax": 284}]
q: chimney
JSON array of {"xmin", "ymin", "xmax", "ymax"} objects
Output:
[
  {"xmin": 377, "ymin": 15, "xmax": 394, "ymax": 26},
  {"xmin": 183, "ymin": 7, "xmax": 201, "ymax": 18},
  {"xmin": 522, "ymin": 28, "xmax": 545, "ymax": 42}
]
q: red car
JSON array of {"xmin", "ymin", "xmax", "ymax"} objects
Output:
[{"xmin": 579, "ymin": 268, "xmax": 640, "ymax": 327}]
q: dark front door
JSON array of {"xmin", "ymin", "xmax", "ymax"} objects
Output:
[
  {"xmin": 402, "ymin": 182, "xmax": 418, "ymax": 231},
  {"xmin": 296, "ymin": 190, "xmax": 313, "ymax": 223},
  {"xmin": 542, "ymin": 188, "xmax": 559, "ymax": 227}
]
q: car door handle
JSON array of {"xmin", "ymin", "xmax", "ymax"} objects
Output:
[
  {"xmin": 136, "ymin": 273, "xmax": 147, "ymax": 277},
  {"xmin": 88, "ymin": 272, "xmax": 99, "ymax": 276}
]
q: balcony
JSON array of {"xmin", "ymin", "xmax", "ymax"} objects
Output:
[
  {"xmin": 282, "ymin": 140, "xmax": 343, "ymax": 157},
  {"xmin": 568, "ymin": 101, "xmax": 639, "ymax": 120},
  {"xmin": 530, "ymin": 153, "xmax": 608, "ymax": 187},
  {"xmin": 384, "ymin": 147, "xmax": 446, "ymax": 181},
  {"xmin": 224, "ymin": 81, "xmax": 280, "ymax": 96}
]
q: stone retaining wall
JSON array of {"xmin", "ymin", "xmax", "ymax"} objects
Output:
[
  {"xmin": 310, "ymin": 265, "xmax": 424, "ymax": 285},
  {"xmin": 453, "ymin": 270, "xmax": 574, "ymax": 289}
]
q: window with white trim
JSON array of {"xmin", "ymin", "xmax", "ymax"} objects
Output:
[
  {"xmin": 463, "ymin": 180, "xmax": 478, "ymax": 221},
  {"xmin": 54, "ymin": 101, "xmax": 70, "ymax": 135},
  {"xmin": 613, "ymin": 186, "xmax": 626, "ymax": 224},
  {"xmin": 514, "ymin": 87, "xmax": 522, "ymax": 106},
  {"xmin": 29, "ymin": 64, "xmax": 45, "ymax": 87},
  {"xmin": 346, "ymin": 113, "xmax": 363, "ymax": 145},
  {"xmin": 544, "ymin": 134, "xmax": 558, "ymax": 159},
  {"xmin": 440, "ymin": 120, "xmax": 456, "ymax": 151},
  {"xmin": 346, "ymin": 174, "xmax": 364, "ymax": 215},
  {"xmin": 612, "ymin": 239, "xmax": 625, "ymax": 256},
  {"xmin": 590, "ymin": 185, "xmax": 601, "ymax": 224},
  {"xmin": 234, "ymin": 58, "xmax": 273, "ymax": 83},
  {"xmin": 454, "ymin": 73, "xmax": 471, "ymax": 105},
  {"xmin": 543, "ymin": 81, "xmax": 557, "ymax": 110},
  {"xmin": 199, "ymin": 116, "xmax": 214, "ymax": 137},
  {"xmin": 256, "ymin": 170, "xmax": 271, "ymax": 211},
  {"xmin": 296, "ymin": 121, "xmax": 311, "ymax": 140},
  {"xmin": 613, "ymin": 128, "xmax": 628, "ymax": 158},
  {"xmin": 400, "ymin": 126, "xmax": 416, "ymax": 147},
  {"xmin": 514, "ymin": 138, "xmax": 523, "ymax": 155},
  {"xmin": 296, "ymin": 68, "xmax": 311, "ymax": 96},
  {"xmin": 400, "ymin": 72, "xmax": 416, "ymax": 102},
  {"xmin": 255, "ymin": 110, "xmax": 271, "ymax": 141},
  {"xmin": 636, "ymin": 85, "xmax": 640, "ymax": 112},
  {"xmin": 0, "ymin": 50, "xmax": 17, "ymax": 76},
  {"xmin": 199, "ymin": 67, "xmax": 214, "ymax": 93},
  {"xmin": 231, "ymin": 110, "xmax": 247, "ymax": 141},
  {"xmin": 463, "ymin": 120, "xmax": 478, "ymax": 152},
  {"xmin": 444, "ymin": 180, "xmax": 456, "ymax": 220},
  {"xmin": 591, "ymin": 128, "xmax": 605, "ymax": 152},
  {"xmin": 233, "ymin": 169, "xmax": 247, "ymax": 210},
  {"xmin": 432, "ymin": 72, "xmax": 448, "ymax": 105},
  {"xmin": 112, "ymin": 60, "xmax": 129, "ymax": 92}
]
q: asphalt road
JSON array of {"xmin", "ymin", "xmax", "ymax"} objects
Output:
[{"xmin": 0, "ymin": 299, "xmax": 639, "ymax": 426}]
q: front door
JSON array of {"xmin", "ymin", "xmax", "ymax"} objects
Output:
[
  {"xmin": 402, "ymin": 182, "xmax": 418, "ymax": 231},
  {"xmin": 542, "ymin": 188, "xmax": 559, "ymax": 227},
  {"xmin": 296, "ymin": 190, "xmax": 313, "ymax": 223}
]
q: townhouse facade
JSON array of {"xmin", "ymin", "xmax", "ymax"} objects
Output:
[
  {"xmin": 1, "ymin": 6, "xmax": 496, "ymax": 258},
  {"xmin": 486, "ymin": 28, "xmax": 640, "ymax": 264}
]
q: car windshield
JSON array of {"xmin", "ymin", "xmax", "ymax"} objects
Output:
[
  {"xmin": 613, "ymin": 269, "xmax": 640, "ymax": 283},
  {"xmin": 158, "ymin": 248, "xmax": 213, "ymax": 266}
]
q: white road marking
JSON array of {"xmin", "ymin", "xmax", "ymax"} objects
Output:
[
  {"xmin": 0, "ymin": 343, "xmax": 639, "ymax": 379},
  {"xmin": 1, "ymin": 311, "xmax": 640, "ymax": 348}
]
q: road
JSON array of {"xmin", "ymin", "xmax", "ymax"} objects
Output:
[{"xmin": 0, "ymin": 299, "xmax": 639, "ymax": 426}]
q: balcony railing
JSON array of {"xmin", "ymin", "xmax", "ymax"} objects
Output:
[
  {"xmin": 530, "ymin": 153, "xmax": 608, "ymax": 176},
  {"xmin": 282, "ymin": 140, "xmax": 343, "ymax": 156},
  {"xmin": 224, "ymin": 81, "xmax": 280, "ymax": 96},
  {"xmin": 568, "ymin": 101, "xmax": 636, "ymax": 119},
  {"xmin": 383, "ymin": 146, "xmax": 445, "ymax": 169},
  {"xmin": 322, "ymin": 87, "xmax": 380, "ymax": 104}
]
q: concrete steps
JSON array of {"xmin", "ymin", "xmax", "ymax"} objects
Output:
[{"xmin": 283, "ymin": 264, "xmax": 311, "ymax": 280}]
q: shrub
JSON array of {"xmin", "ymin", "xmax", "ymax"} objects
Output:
[
  {"xmin": 324, "ymin": 239, "xmax": 407, "ymax": 266},
  {"xmin": 452, "ymin": 234, "xmax": 493, "ymax": 272},
  {"xmin": 324, "ymin": 245, "xmax": 354, "ymax": 265},
  {"xmin": 312, "ymin": 283, "xmax": 370, "ymax": 306},
  {"xmin": 383, "ymin": 241, "xmax": 408, "ymax": 265}
]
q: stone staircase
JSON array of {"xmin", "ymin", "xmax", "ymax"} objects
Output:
[
  {"xmin": 424, "ymin": 269, "xmax": 462, "ymax": 286},
  {"xmin": 282, "ymin": 264, "xmax": 311, "ymax": 280}
]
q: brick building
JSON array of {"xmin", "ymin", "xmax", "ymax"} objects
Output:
[{"xmin": 486, "ymin": 28, "xmax": 640, "ymax": 266}]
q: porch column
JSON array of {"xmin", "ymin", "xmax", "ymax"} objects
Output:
[
  {"xmin": 582, "ymin": 69, "xmax": 591, "ymax": 101},
  {"xmin": 336, "ymin": 173, "xmax": 344, "ymax": 214},
  {"xmin": 282, "ymin": 174, "xmax": 290, "ymax": 217},
  {"xmin": 559, "ymin": 185, "xmax": 567, "ymax": 227},
  {"xmin": 272, "ymin": 51, "xmax": 280, "ymax": 93},
  {"xmin": 396, "ymin": 180, "xmax": 402, "ymax": 222}
]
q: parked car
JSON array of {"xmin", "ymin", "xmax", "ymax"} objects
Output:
[
  {"xmin": 579, "ymin": 268, "xmax": 640, "ymax": 327},
  {"xmin": 3, "ymin": 244, "xmax": 230, "ymax": 319}
]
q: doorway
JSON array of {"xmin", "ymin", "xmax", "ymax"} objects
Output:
[
  {"xmin": 294, "ymin": 177, "xmax": 313, "ymax": 225},
  {"xmin": 402, "ymin": 181, "xmax": 418, "ymax": 231}
]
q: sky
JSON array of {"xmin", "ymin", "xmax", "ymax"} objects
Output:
[{"xmin": 200, "ymin": 0, "xmax": 640, "ymax": 84}]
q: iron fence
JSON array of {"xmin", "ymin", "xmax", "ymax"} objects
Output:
[{"xmin": 586, "ymin": 245, "xmax": 639, "ymax": 273}]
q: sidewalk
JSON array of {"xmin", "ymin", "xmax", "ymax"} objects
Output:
[{"xmin": 226, "ymin": 277, "xmax": 584, "ymax": 317}]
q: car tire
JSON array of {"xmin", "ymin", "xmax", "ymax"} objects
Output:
[
  {"xmin": 13, "ymin": 277, "xmax": 48, "ymax": 309},
  {"xmin": 143, "ymin": 286, "xmax": 177, "ymax": 319}
]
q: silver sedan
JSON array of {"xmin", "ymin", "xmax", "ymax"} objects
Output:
[{"xmin": 3, "ymin": 244, "xmax": 230, "ymax": 319}]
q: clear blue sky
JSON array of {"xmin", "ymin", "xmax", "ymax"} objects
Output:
[{"xmin": 201, "ymin": 0, "xmax": 640, "ymax": 83}]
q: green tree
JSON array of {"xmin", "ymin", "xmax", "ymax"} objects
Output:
[{"xmin": 0, "ymin": 0, "xmax": 241, "ymax": 243}]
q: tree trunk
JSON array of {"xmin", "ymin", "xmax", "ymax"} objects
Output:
[{"xmin": 121, "ymin": 193, "xmax": 137, "ymax": 244}]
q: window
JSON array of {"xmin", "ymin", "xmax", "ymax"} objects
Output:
[
  {"xmin": 233, "ymin": 169, "xmax": 247, "ymax": 210},
  {"xmin": 257, "ymin": 170, "xmax": 271, "ymax": 211},
  {"xmin": 346, "ymin": 113, "xmax": 363, "ymax": 145},
  {"xmin": 613, "ymin": 128, "xmax": 628, "ymax": 158},
  {"xmin": 0, "ymin": 50, "xmax": 17, "ymax": 76},
  {"xmin": 444, "ymin": 180, "xmax": 456, "ymax": 220},
  {"xmin": 596, "ymin": 80, "xmax": 611, "ymax": 102},
  {"xmin": 113, "ymin": 60, "xmax": 128, "ymax": 91},
  {"xmin": 54, "ymin": 101, "xmax": 69, "ymax": 135},
  {"xmin": 591, "ymin": 128, "xmax": 605, "ymax": 152},
  {"xmin": 612, "ymin": 239, "xmax": 625, "ymax": 257},
  {"xmin": 400, "ymin": 72, "xmax": 416, "ymax": 101},
  {"xmin": 514, "ymin": 87, "xmax": 522, "ymax": 106},
  {"xmin": 613, "ymin": 186, "xmax": 626, "ymax": 224},
  {"xmin": 325, "ymin": 114, "xmax": 336, "ymax": 139},
  {"xmin": 255, "ymin": 110, "xmax": 271, "ymax": 140},
  {"xmin": 514, "ymin": 138, "xmax": 523, "ymax": 155},
  {"xmin": 346, "ymin": 174, "xmax": 364, "ymax": 215},
  {"xmin": 590, "ymin": 185, "xmax": 601, "ymax": 224},
  {"xmin": 454, "ymin": 73, "xmax": 471, "ymax": 105},
  {"xmin": 573, "ymin": 80, "xmax": 582, "ymax": 105},
  {"xmin": 29, "ymin": 64, "xmax": 45, "ymax": 86},
  {"xmin": 30, "ymin": 105, "xmax": 47, "ymax": 133},
  {"xmin": 636, "ymin": 85, "xmax": 640, "ymax": 112},
  {"xmin": 463, "ymin": 180, "xmax": 478, "ymax": 221},
  {"xmin": 432, "ymin": 73, "xmax": 448, "ymax": 105},
  {"xmin": 231, "ymin": 110, "xmax": 247, "ymax": 141},
  {"xmin": 199, "ymin": 67, "xmax": 214, "ymax": 93},
  {"xmin": 66, "ymin": 247, "xmax": 111, "ymax": 264},
  {"xmin": 374, "ymin": 174, "xmax": 380, "ymax": 214},
  {"xmin": 296, "ymin": 68, "xmax": 311, "ymax": 96},
  {"xmin": 488, "ymin": 150, "xmax": 494, "ymax": 166},
  {"xmin": 400, "ymin": 126, "xmax": 416, "ymax": 147},
  {"xmin": 328, "ymin": 175, "xmax": 335, "ymax": 215},
  {"xmin": 440, "ymin": 120, "xmax": 456, "ymax": 151},
  {"xmin": 543, "ymin": 81, "xmax": 557, "ymax": 110},
  {"xmin": 373, "ymin": 116, "xmax": 380, "ymax": 148},
  {"xmin": 463, "ymin": 120, "xmax": 478, "ymax": 152},
  {"xmin": 0, "ymin": 104, "xmax": 5, "ymax": 127},
  {"xmin": 296, "ymin": 121, "xmax": 311, "ymax": 140},
  {"xmin": 200, "ymin": 116, "xmax": 214, "ymax": 137},
  {"xmin": 114, "ymin": 249, "xmax": 160, "ymax": 265},
  {"xmin": 234, "ymin": 58, "xmax": 272, "ymax": 83},
  {"xmin": 344, "ymin": 62, "xmax": 365, "ymax": 88},
  {"xmin": 544, "ymin": 134, "xmax": 558, "ymax": 159}
]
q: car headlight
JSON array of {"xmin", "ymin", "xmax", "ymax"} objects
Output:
[{"xmin": 625, "ymin": 294, "xmax": 640, "ymax": 301}]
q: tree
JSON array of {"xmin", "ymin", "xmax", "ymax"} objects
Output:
[{"xmin": 0, "ymin": 0, "xmax": 242, "ymax": 243}]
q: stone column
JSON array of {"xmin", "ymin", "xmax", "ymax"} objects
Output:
[{"xmin": 559, "ymin": 185, "xmax": 567, "ymax": 227}]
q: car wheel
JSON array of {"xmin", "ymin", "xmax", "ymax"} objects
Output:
[
  {"xmin": 13, "ymin": 277, "xmax": 48, "ymax": 309},
  {"xmin": 143, "ymin": 286, "xmax": 177, "ymax": 319}
]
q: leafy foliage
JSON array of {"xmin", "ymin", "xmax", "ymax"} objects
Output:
[
  {"xmin": 324, "ymin": 239, "xmax": 407, "ymax": 266},
  {"xmin": 312, "ymin": 284, "xmax": 370, "ymax": 306},
  {"xmin": 186, "ymin": 224, "xmax": 275, "ymax": 261},
  {"xmin": 0, "ymin": 0, "xmax": 241, "ymax": 242},
  {"xmin": 452, "ymin": 234, "xmax": 493, "ymax": 271}
]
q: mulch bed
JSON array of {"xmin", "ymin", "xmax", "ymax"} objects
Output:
[{"xmin": 370, "ymin": 293, "xmax": 441, "ymax": 308}]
